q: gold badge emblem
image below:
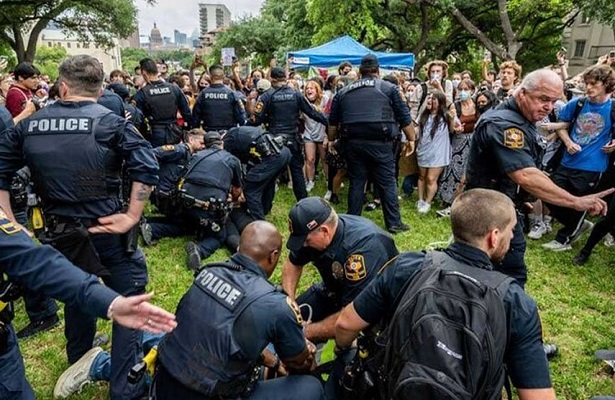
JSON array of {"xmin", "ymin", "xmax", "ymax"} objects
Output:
[
  {"xmin": 254, "ymin": 101, "xmax": 264, "ymax": 114},
  {"xmin": 161, "ymin": 144, "xmax": 175, "ymax": 151},
  {"xmin": 503, "ymin": 128, "xmax": 524, "ymax": 149},
  {"xmin": 344, "ymin": 254, "xmax": 367, "ymax": 282}
]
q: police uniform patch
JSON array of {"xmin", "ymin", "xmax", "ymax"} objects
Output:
[
  {"xmin": 286, "ymin": 296, "xmax": 303, "ymax": 325},
  {"xmin": 161, "ymin": 144, "xmax": 175, "ymax": 151},
  {"xmin": 237, "ymin": 99, "xmax": 245, "ymax": 110},
  {"xmin": 344, "ymin": 254, "xmax": 367, "ymax": 282},
  {"xmin": 331, "ymin": 261, "xmax": 344, "ymax": 280},
  {"xmin": 254, "ymin": 101, "xmax": 264, "ymax": 114},
  {"xmin": 503, "ymin": 128, "xmax": 524, "ymax": 149},
  {"xmin": 0, "ymin": 208, "xmax": 19, "ymax": 235}
]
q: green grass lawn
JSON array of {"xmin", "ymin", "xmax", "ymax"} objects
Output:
[{"xmin": 14, "ymin": 180, "xmax": 615, "ymax": 399}]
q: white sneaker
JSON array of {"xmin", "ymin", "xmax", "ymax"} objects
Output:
[
  {"xmin": 324, "ymin": 190, "xmax": 332, "ymax": 201},
  {"xmin": 604, "ymin": 233, "xmax": 615, "ymax": 247},
  {"xmin": 436, "ymin": 206, "xmax": 451, "ymax": 218},
  {"xmin": 570, "ymin": 220, "xmax": 594, "ymax": 244},
  {"xmin": 542, "ymin": 240, "xmax": 572, "ymax": 252},
  {"xmin": 54, "ymin": 347, "xmax": 103, "ymax": 398},
  {"xmin": 287, "ymin": 180, "xmax": 293, "ymax": 189},
  {"xmin": 416, "ymin": 200, "xmax": 425, "ymax": 210},
  {"xmin": 418, "ymin": 202, "xmax": 431, "ymax": 214},
  {"xmin": 528, "ymin": 221, "xmax": 548, "ymax": 240},
  {"xmin": 306, "ymin": 180, "xmax": 315, "ymax": 192}
]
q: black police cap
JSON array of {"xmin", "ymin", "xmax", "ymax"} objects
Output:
[
  {"xmin": 286, "ymin": 197, "xmax": 333, "ymax": 251},
  {"xmin": 360, "ymin": 54, "xmax": 380, "ymax": 69}
]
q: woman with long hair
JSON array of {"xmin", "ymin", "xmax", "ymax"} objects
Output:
[
  {"xmin": 415, "ymin": 90, "xmax": 454, "ymax": 213},
  {"xmin": 302, "ymin": 80, "xmax": 327, "ymax": 192}
]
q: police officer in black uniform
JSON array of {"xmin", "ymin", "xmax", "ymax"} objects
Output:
[
  {"xmin": 180, "ymin": 132, "xmax": 243, "ymax": 270},
  {"xmin": 327, "ymin": 54, "xmax": 414, "ymax": 234},
  {"xmin": 134, "ymin": 58, "xmax": 193, "ymax": 147},
  {"xmin": 107, "ymin": 82, "xmax": 147, "ymax": 135},
  {"xmin": 465, "ymin": 69, "xmax": 611, "ymax": 288},
  {"xmin": 193, "ymin": 64, "xmax": 247, "ymax": 132},
  {"xmin": 154, "ymin": 221, "xmax": 324, "ymax": 400},
  {"xmin": 0, "ymin": 106, "xmax": 60, "ymax": 340},
  {"xmin": 0, "ymin": 55, "xmax": 159, "ymax": 400},
  {"xmin": 282, "ymin": 197, "xmax": 398, "ymax": 398},
  {"xmin": 334, "ymin": 189, "xmax": 556, "ymax": 400},
  {"xmin": 251, "ymin": 67, "xmax": 327, "ymax": 201},
  {"xmin": 223, "ymin": 126, "xmax": 291, "ymax": 220},
  {"xmin": 98, "ymin": 86, "xmax": 126, "ymax": 118},
  {"xmin": 0, "ymin": 207, "xmax": 176, "ymax": 400}
]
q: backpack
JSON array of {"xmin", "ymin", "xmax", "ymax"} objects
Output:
[{"xmin": 381, "ymin": 251, "xmax": 513, "ymax": 400}]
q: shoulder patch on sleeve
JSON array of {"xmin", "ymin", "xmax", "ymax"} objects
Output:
[
  {"xmin": 0, "ymin": 208, "xmax": 19, "ymax": 235},
  {"xmin": 254, "ymin": 101, "xmax": 264, "ymax": 114},
  {"xmin": 345, "ymin": 254, "xmax": 367, "ymax": 282},
  {"xmin": 503, "ymin": 128, "xmax": 524, "ymax": 149},
  {"xmin": 237, "ymin": 99, "xmax": 245, "ymax": 110},
  {"xmin": 286, "ymin": 296, "xmax": 303, "ymax": 325},
  {"xmin": 161, "ymin": 144, "xmax": 175, "ymax": 151}
]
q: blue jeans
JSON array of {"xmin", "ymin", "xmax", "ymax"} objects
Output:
[
  {"xmin": 90, "ymin": 332, "xmax": 165, "ymax": 382},
  {"xmin": 0, "ymin": 325, "xmax": 35, "ymax": 400}
]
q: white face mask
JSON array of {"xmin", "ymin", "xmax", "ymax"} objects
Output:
[
  {"xmin": 458, "ymin": 90, "xmax": 470, "ymax": 101},
  {"xmin": 452, "ymin": 79, "xmax": 461, "ymax": 88},
  {"xmin": 430, "ymin": 73, "xmax": 441, "ymax": 81}
]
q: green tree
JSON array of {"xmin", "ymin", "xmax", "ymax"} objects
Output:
[
  {"xmin": 33, "ymin": 45, "xmax": 68, "ymax": 79},
  {"xmin": 120, "ymin": 47, "xmax": 149, "ymax": 74},
  {"xmin": 0, "ymin": 0, "xmax": 151, "ymax": 62}
]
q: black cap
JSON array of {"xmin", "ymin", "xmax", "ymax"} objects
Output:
[
  {"xmin": 270, "ymin": 67, "xmax": 286, "ymax": 80},
  {"xmin": 204, "ymin": 131, "xmax": 222, "ymax": 147},
  {"xmin": 107, "ymin": 82, "xmax": 129, "ymax": 100},
  {"xmin": 360, "ymin": 54, "xmax": 379, "ymax": 69},
  {"xmin": 286, "ymin": 197, "xmax": 332, "ymax": 251}
]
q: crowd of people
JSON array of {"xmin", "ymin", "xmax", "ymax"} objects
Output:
[{"xmin": 0, "ymin": 45, "xmax": 613, "ymax": 400}]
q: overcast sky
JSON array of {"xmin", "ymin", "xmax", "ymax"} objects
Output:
[{"xmin": 136, "ymin": 0, "xmax": 265, "ymax": 39}]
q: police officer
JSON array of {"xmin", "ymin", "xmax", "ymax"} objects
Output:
[
  {"xmin": 0, "ymin": 55, "xmax": 159, "ymax": 400},
  {"xmin": 193, "ymin": 64, "xmax": 247, "ymax": 132},
  {"xmin": 223, "ymin": 126, "xmax": 291, "ymax": 220},
  {"xmin": 98, "ymin": 86, "xmax": 126, "ymax": 117},
  {"xmin": 134, "ymin": 58, "xmax": 193, "ymax": 147},
  {"xmin": 181, "ymin": 132, "xmax": 243, "ymax": 271},
  {"xmin": 335, "ymin": 189, "xmax": 557, "ymax": 400},
  {"xmin": 107, "ymin": 82, "xmax": 147, "ymax": 136},
  {"xmin": 150, "ymin": 128, "xmax": 205, "ymax": 217},
  {"xmin": 0, "ymin": 106, "xmax": 60, "ymax": 340},
  {"xmin": 465, "ymin": 69, "xmax": 612, "ymax": 287},
  {"xmin": 154, "ymin": 221, "xmax": 324, "ymax": 400},
  {"xmin": 327, "ymin": 54, "xmax": 414, "ymax": 234},
  {"xmin": 0, "ymin": 207, "xmax": 176, "ymax": 400},
  {"xmin": 251, "ymin": 67, "xmax": 327, "ymax": 201}
]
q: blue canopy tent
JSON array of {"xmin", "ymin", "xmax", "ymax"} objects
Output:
[{"xmin": 287, "ymin": 35, "xmax": 415, "ymax": 71}]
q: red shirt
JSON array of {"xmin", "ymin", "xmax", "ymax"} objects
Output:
[{"xmin": 5, "ymin": 85, "xmax": 32, "ymax": 118}]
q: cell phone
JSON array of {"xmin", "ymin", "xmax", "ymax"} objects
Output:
[
  {"xmin": 609, "ymin": 50, "xmax": 615, "ymax": 58},
  {"xmin": 0, "ymin": 56, "xmax": 7, "ymax": 62}
]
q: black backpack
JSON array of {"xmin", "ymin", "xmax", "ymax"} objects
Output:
[{"xmin": 381, "ymin": 251, "xmax": 513, "ymax": 400}]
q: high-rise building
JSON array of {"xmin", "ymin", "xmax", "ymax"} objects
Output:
[
  {"xmin": 199, "ymin": 3, "xmax": 231, "ymax": 38},
  {"xmin": 174, "ymin": 30, "xmax": 188, "ymax": 47}
]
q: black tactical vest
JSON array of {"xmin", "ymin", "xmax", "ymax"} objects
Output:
[
  {"xmin": 158, "ymin": 263, "xmax": 275, "ymax": 397},
  {"xmin": 22, "ymin": 102, "xmax": 121, "ymax": 205},
  {"xmin": 197, "ymin": 84, "xmax": 235, "ymax": 130},
  {"xmin": 338, "ymin": 78, "xmax": 397, "ymax": 125},
  {"xmin": 182, "ymin": 148, "xmax": 234, "ymax": 201},
  {"xmin": 267, "ymin": 86, "xmax": 300, "ymax": 136},
  {"xmin": 141, "ymin": 81, "xmax": 178, "ymax": 122}
]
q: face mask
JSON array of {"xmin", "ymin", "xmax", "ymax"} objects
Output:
[
  {"xmin": 458, "ymin": 90, "xmax": 470, "ymax": 101},
  {"xmin": 430, "ymin": 73, "xmax": 441, "ymax": 81},
  {"xmin": 452, "ymin": 79, "xmax": 461, "ymax": 88},
  {"xmin": 477, "ymin": 104, "xmax": 490, "ymax": 114}
]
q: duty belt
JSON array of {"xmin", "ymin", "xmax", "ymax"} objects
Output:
[{"xmin": 178, "ymin": 192, "xmax": 230, "ymax": 212}]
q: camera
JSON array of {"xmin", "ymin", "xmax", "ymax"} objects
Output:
[
  {"xmin": 609, "ymin": 51, "xmax": 615, "ymax": 58},
  {"xmin": 31, "ymin": 95, "xmax": 48, "ymax": 110}
]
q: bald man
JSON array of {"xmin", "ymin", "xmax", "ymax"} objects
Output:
[
  {"xmin": 154, "ymin": 221, "xmax": 324, "ymax": 400},
  {"xmin": 466, "ymin": 69, "xmax": 612, "ymax": 287}
]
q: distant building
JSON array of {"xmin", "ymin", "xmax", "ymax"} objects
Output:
[
  {"xmin": 201, "ymin": 26, "xmax": 228, "ymax": 55},
  {"xmin": 38, "ymin": 29, "xmax": 122, "ymax": 72},
  {"xmin": 199, "ymin": 3, "xmax": 231, "ymax": 39},
  {"xmin": 126, "ymin": 26, "xmax": 140, "ymax": 48},
  {"xmin": 563, "ymin": 12, "xmax": 615, "ymax": 76},
  {"xmin": 150, "ymin": 23, "xmax": 163, "ymax": 50},
  {"xmin": 174, "ymin": 30, "xmax": 188, "ymax": 47}
]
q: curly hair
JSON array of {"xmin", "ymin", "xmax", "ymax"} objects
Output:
[{"xmin": 582, "ymin": 64, "xmax": 615, "ymax": 93}]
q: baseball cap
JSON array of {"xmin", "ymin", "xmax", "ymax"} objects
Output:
[
  {"xmin": 270, "ymin": 67, "xmax": 286, "ymax": 80},
  {"xmin": 204, "ymin": 131, "xmax": 223, "ymax": 147},
  {"xmin": 256, "ymin": 79, "xmax": 271, "ymax": 92},
  {"xmin": 286, "ymin": 197, "xmax": 333, "ymax": 251},
  {"xmin": 360, "ymin": 54, "xmax": 379, "ymax": 69}
]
